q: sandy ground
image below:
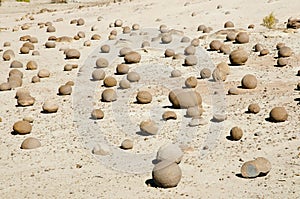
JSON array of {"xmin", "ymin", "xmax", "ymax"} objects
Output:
[{"xmin": 0, "ymin": 0, "xmax": 300, "ymax": 198}]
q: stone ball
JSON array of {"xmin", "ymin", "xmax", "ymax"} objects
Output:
[
  {"xmin": 42, "ymin": 100, "xmax": 59, "ymax": 113},
  {"xmin": 127, "ymin": 71, "xmax": 140, "ymax": 82},
  {"xmin": 119, "ymin": 79, "xmax": 131, "ymax": 89},
  {"xmin": 103, "ymin": 76, "xmax": 117, "ymax": 87},
  {"xmin": 124, "ymin": 51, "xmax": 141, "ymax": 64},
  {"xmin": 169, "ymin": 89, "xmax": 202, "ymax": 109},
  {"xmin": 235, "ymin": 32, "xmax": 249, "ymax": 44},
  {"xmin": 92, "ymin": 69, "xmax": 106, "ymax": 81},
  {"xmin": 21, "ymin": 137, "xmax": 41, "ymax": 149},
  {"xmin": 200, "ymin": 68, "xmax": 211, "ymax": 79},
  {"xmin": 140, "ymin": 119, "xmax": 158, "ymax": 135},
  {"xmin": 230, "ymin": 126, "xmax": 243, "ymax": 141},
  {"xmin": 269, "ymin": 107, "xmax": 288, "ymax": 122},
  {"xmin": 152, "ymin": 161, "xmax": 182, "ymax": 188},
  {"xmin": 241, "ymin": 74, "xmax": 257, "ymax": 89},
  {"xmin": 116, "ymin": 64, "xmax": 129, "ymax": 74},
  {"xmin": 58, "ymin": 85, "xmax": 72, "ymax": 95},
  {"xmin": 156, "ymin": 143, "xmax": 183, "ymax": 164},
  {"xmin": 121, "ymin": 139, "xmax": 133, "ymax": 150},
  {"xmin": 136, "ymin": 91, "xmax": 152, "ymax": 104},
  {"xmin": 101, "ymin": 89, "xmax": 117, "ymax": 102},
  {"xmin": 185, "ymin": 76, "xmax": 197, "ymax": 88},
  {"xmin": 184, "ymin": 55, "xmax": 198, "ymax": 66},
  {"xmin": 96, "ymin": 57, "xmax": 109, "ymax": 68},
  {"xmin": 162, "ymin": 111, "xmax": 177, "ymax": 120},
  {"xmin": 248, "ymin": 103, "xmax": 260, "ymax": 114},
  {"xmin": 13, "ymin": 120, "xmax": 32, "ymax": 134},
  {"xmin": 229, "ymin": 49, "xmax": 248, "ymax": 65},
  {"xmin": 91, "ymin": 109, "xmax": 104, "ymax": 120},
  {"xmin": 66, "ymin": 49, "xmax": 80, "ymax": 59}
]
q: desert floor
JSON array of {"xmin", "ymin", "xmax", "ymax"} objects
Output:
[{"xmin": 0, "ymin": 0, "xmax": 299, "ymax": 198}]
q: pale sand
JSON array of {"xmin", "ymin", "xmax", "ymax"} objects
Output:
[{"xmin": 0, "ymin": 0, "xmax": 299, "ymax": 198}]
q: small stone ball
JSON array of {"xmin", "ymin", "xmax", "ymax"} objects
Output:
[
  {"xmin": 165, "ymin": 49, "xmax": 175, "ymax": 57},
  {"xmin": 96, "ymin": 57, "xmax": 109, "ymax": 68},
  {"xmin": 254, "ymin": 157, "xmax": 272, "ymax": 174},
  {"xmin": 91, "ymin": 34, "xmax": 101, "ymax": 40},
  {"xmin": 269, "ymin": 107, "xmax": 288, "ymax": 122},
  {"xmin": 171, "ymin": 69, "xmax": 182, "ymax": 78},
  {"xmin": 122, "ymin": 26, "xmax": 131, "ymax": 34},
  {"xmin": 103, "ymin": 76, "xmax": 117, "ymax": 87},
  {"xmin": 161, "ymin": 34, "xmax": 172, "ymax": 44},
  {"xmin": 13, "ymin": 120, "xmax": 32, "ymax": 134},
  {"xmin": 17, "ymin": 95, "xmax": 35, "ymax": 107},
  {"xmin": 58, "ymin": 85, "xmax": 72, "ymax": 95},
  {"xmin": 136, "ymin": 91, "xmax": 152, "ymax": 104},
  {"xmin": 10, "ymin": 60, "xmax": 23, "ymax": 68},
  {"xmin": 235, "ymin": 32, "xmax": 249, "ymax": 44},
  {"xmin": 116, "ymin": 64, "xmax": 129, "ymax": 74},
  {"xmin": 124, "ymin": 51, "xmax": 141, "ymax": 64},
  {"xmin": 20, "ymin": 46, "xmax": 30, "ymax": 54},
  {"xmin": 162, "ymin": 111, "xmax": 177, "ymax": 120},
  {"xmin": 46, "ymin": 26, "xmax": 56, "ymax": 32},
  {"xmin": 32, "ymin": 51, "xmax": 40, "ymax": 56},
  {"xmin": 212, "ymin": 68, "xmax": 226, "ymax": 82},
  {"xmin": 114, "ymin": 19, "xmax": 123, "ymax": 27},
  {"xmin": 66, "ymin": 49, "xmax": 80, "ymax": 59},
  {"xmin": 26, "ymin": 61, "xmax": 38, "ymax": 70},
  {"xmin": 141, "ymin": 41, "xmax": 150, "ymax": 48},
  {"xmin": 9, "ymin": 69, "xmax": 23, "ymax": 78},
  {"xmin": 127, "ymin": 71, "xmax": 140, "ymax": 82},
  {"xmin": 216, "ymin": 62, "xmax": 230, "ymax": 75},
  {"xmin": 185, "ymin": 76, "xmax": 197, "ymax": 88},
  {"xmin": 248, "ymin": 103, "xmax": 260, "ymax": 114},
  {"xmin": 241, "ymin": 160, "xmax": 260, "ymax": 178},
  {"xmin": 260, "ymin": 49, "xmax": 269, "ymax": 56},
  {"xmin": 219, "ymin": 44, "xmax": 231, "ymax": 54},
  {"xmin": 101, "ymin": 45, "xmax": 110, "ymax": 53},
  {"xmin": 184, "ymin": 45, "xmax": 196, "ymax": 55},
  {"xmin": 184, "ymin": 55, "xmax": 198, "ymax": 66},
  {"xmin": 31, "ymin": 76, "xmax": 40, "ymax": 83},
  {"xmin": 140, "ymin": 119, "xmax": 158, "ymax": 135},
  {"xmin": 181, "ymin": 36, "xmax": 190, "ymax": 43},
  {"xmin": 84, "ymin": 40, "xmax": 91, "ymax": 47},
  {"xmin": 169, "ymin": 89, "xmax": 202, "ymax": 109},
  {"xmin": 91, "ymin": 109, "xmax": 104, "ymax": 120},
  {"xmin": 119, "ymin": 79, "xmax": 131, "ymax": 89},
  {"xmin": 21, "ymin": 137, "xmax": 41, "ymax": 149},
  {"xmin": 254, "ymin": 43, "xmax": 264, "ymax": 52},
  {"xmin": 45, "ymin": 41, "xmax": 56, "ymax": 48},
  {"xmin": 3, "ymin": 41, "xmax": 11, "ymax": 47},
  {"xmin": 197, "ymin": 25, "xmax": 206, "ymax": 31},
  {"xmin": 38, "ymin": 69, "xmax": 50, "ymax": 78},
  {"xmin": 101, "ymin": 89, "xmax": 117, "ymax": 102},
  {"xmin": 0, "ymin": 83, "xmax": 11, "ymax": 91},
  {"xmin": 200, "ymin": 68, "xmax": 211, "ymax": 79},
  {"xmin": 191, "ymin": 38, "xmax": 200, "ymax": 47},
  {"xmin": 156, "ymin": 143, "xmax": 183, "ymax": 164},
  {"xmin": 226, "ymin": 32, "xmax": 236, "ymax": 41},
  {"xmin": 224, "ymin": 21, "xmax": 234, "ymax": 28},
  {"xmin": 209, "ymin": 40, "xmax": 222, "ymax": 51},
  {"xmin": 77, "ymin": 31, "xmax": 85, "ymax": 38},
  {"xmin": 186, "ymin": 106, "xmax": 204, "ymax": 118},
  {"xmin": 119, "ymin": 47, "xmax": 132, "ymax": 57},
  {"xmin": 121, "ymin": 139, "xmax": 133, "ymax": 150},
  {"xmin": 132, "ymin": 24, "xmax": 140, "ymax": 30},
  {"xmin": 230, "ymin": 126, "xmax": 243, "ymax": 141},
  {"xmin": 64, "ymin": 64, "xmax": 73, "ymax": 71},
  {"xmin": 77, "ymin": 18, "xmax": 85, "ymax": 26},
  {"xmin": 152, "ymin": 161, "xmax": 182, "ymax": 188},
  {"xmin": 241, "ymin": 74, "xmax": 257, "ymax": 89},
  {"xmin": 278, "ymin": 46, "xmax": 292, "ymax": 57},
  {"xmin": 42, "ymin": 101, "xmax": 59, "ymax": 113},
  {"xmin": 277, "ymin": 58, "xmax": 288, "ymax": 67},
  {"xmin": 229, "ymin": 49, "xmax": 248, "ymax": 65}
]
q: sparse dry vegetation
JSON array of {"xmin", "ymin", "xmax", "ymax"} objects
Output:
[{"xmin": 262, "ymin": 12, "xmax": 276, "ymax": 29}]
